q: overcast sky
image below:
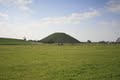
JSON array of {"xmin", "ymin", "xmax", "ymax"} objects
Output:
[{"xmin": 0, "ymin": 0, "xmax": 120, "ymax": 41}]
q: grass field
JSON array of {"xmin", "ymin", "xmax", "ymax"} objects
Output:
[{"xmin": 0, "ymin": 44, "xmax": 120, "ymax": 80}]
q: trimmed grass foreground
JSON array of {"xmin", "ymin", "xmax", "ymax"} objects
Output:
[{"xmin": 0, "ymin": 44, "xmax": 120, "ymax": 80}]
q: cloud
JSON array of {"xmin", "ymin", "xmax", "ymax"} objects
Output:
[
  {"xmin": 106, "ymin": 0, "xmax": 120, "ymax": 13},
  {"xmin": 31, "ymin": 10, "xmax": 100, "ymax": 27},
  {"xmin": 0, "ymin": 10, "xmax": 100, "ymax": 39},
  {"xmin": 0, "ymin": 0, "xmax": 32, "ymax": 11},
  {"xmin": 0, "ymin": 12, "xmax": 8, "ymax": 23}
]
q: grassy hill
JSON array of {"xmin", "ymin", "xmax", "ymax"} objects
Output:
[
  {"xmin": 0, "ymin": 38, "xmax": 31, "ymax": 45},
  {"xmin": 40, "ymin": 33, "xmax": 80, "ymax": 43},
  {"xmin": 116, "ymin": 38, "xmax": 120, "ymax": 43}
]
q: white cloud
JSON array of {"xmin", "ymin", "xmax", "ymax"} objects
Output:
[
  {"xmin": 0, "ymin": 12, "xmax": 8, "ymax": 19},
  {"xmin": 0, "ymin": 12, "xmax": 8, "ymax": 23},
  {"xmin": 0, "ymin": 10, "xmax": 100, "ymax": 40},
  {"xmin": 31, "ymin": 10, "xmax": 100, "ymax": 27},
  {"xmin": 0, "ymin": 0, "xmax": 32, "ymax": 11},
  {"xmin": 106, "ymin": 0, "xmax": 120, "ymax": 13}
]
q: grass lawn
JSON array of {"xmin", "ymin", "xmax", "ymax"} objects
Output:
[{"xmin": 0, "ymin": 44, "xmax": 120, "ymax": 80}]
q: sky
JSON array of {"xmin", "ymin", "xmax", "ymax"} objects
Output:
[{"xmin": 0, "ymin": 0, "xmax": 120, "ymax": 42}]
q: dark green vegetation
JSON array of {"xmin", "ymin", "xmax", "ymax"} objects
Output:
[
  {"xmin": 0, "ymin": 38, "xmax": 31, "ymax": 45},
  {"xmin": 0, "ymin": 44, "xmax": 120, "ymax": 80},
  {"xmin": 40, "ymin": 33, "xmax": 80, "ymax": 43}
]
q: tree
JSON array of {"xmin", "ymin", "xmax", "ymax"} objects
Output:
[
  {"xmin": 87, "ymin": 40, "xmax": 91, "ymax": 43},
  {"xmin": 99, "ymin": 41, "xmax": 107, "ymax": 43},
  {"xmin": 23, "ymin": 37, "xmax": 26, "ymax": 41}
]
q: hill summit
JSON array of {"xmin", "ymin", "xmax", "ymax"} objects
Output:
[
  {"xmin": 116, "ymin": 38, "xmax": 120, "ymax": 43},
  {"xmin": 40, "ymin": 32, "xmax": 80, "ymax": 43}
]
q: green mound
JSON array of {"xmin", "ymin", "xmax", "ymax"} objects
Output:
[
  {"xmin": 0, "ymin": 38, "xmax": 31, "ymax": 45},
  {"xmin": 116, "ymin": 38, "xmax": 120, "ymax": 43},
  {"xmin": 40, "ymin": 32, "xmax": 80, "ymax": 43}
]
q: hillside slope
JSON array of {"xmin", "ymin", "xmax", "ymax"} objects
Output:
[
  {"xmin": 0, "ymin": 38, "xmax": 31, "ymax": 45},
  {"xmin": 116, "ymin": 38, "xmax": 120, "ymax": 43}
]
